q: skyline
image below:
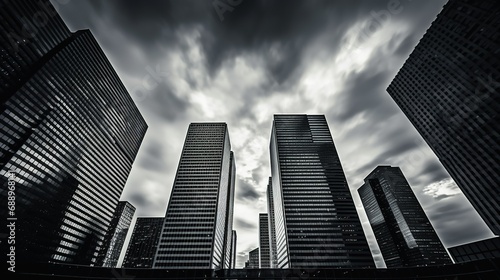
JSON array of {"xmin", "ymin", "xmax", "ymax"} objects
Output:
[{"xmin": 47, "ymin": 0, "xmax": 496, "ymax": 268}]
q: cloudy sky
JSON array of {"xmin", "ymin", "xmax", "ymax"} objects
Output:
[{"xmin": 52, "ymin": 0, "xmax": 494, "ymax": 268}]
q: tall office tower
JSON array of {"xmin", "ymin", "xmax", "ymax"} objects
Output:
[
  {"xmin": 358, "ymin": 166, "xmax": 452, "ymax": 267},
  {"xmin": 266, "ymin": 177, "xmax": 278, "ymax": 268},
  {"xmin": 387, "ymin": 0, "xmax": 500, "ymax": 235},
  {"xmin": 98, "ymin": 201, "xmax": 135, "ymax": 267},
  {"xmin": 259, "ymin": 213, "xmax": 271, "ymax": 268},
  {"xmin": 153, "ymin": 123, "xmax": 236, "ymax": 269},
  {"xmin": 229, "ymin": 230, "xmax": 237, "ymax": 269},
  {"xmin": 123, "ymin": 218, "xmax": 164, "ymax": 268},
  {"xmin": 270, "ymin": 114, "xmax": 374, "ymax": 268},
  {"xmin": 448, "ymin": 237, "xmax": 500, "ymax": 263},
  {"xmin": 223, "ymin": 152, "xmax": 236, "ymax": 269},
  {"xmin": 248, "ymin": 248, "xmax": 260, "ymax": 268},
  {"xmin": 0, "ymin": 0, "xmax": 147, "ymax": 266}
]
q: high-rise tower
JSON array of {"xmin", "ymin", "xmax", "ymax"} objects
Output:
[
  {"xmin": 259, "ymin": 213, "xmax": 271, "ymax": 268},
  {"xmin": 358, "ymin": 166, "xmax": 452, "ymax": 267},
  {"xmin": 153, "ymin": 123, "xmax": 235, "ymax": 269},
  {"xmin": 266, "ymin": 177, "xmax": 278, "ymax": 268},
  {"xmin": 0, "ymin": 0, "xmax": 147, "ymax": 266},
  {"xmin": 387, "ymin": 0, "xmax": 500, "ymax": 235},
  {"xmin": 98, "ymin": 201, "xmax": 136, "ymax": 267},
  {"xmin": 123, "ymin": 217, "xmax": 164, "ymax": 268},
  {"xmin": 269, "ymin": 114, "xmax": 374, "ymax": 268}
]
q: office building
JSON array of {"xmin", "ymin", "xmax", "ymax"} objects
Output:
[
  {"xmin": 270, "ymin": 114, "xmax": 374, "ymax": 268},
  {"xmin": 0, "ymin": 0, "xmax": 147, "ymax": 265},
  {"xmin": 229, "ymin": 230, "xmax": 237, "ymax": 269},
  {"xmin": 448, "ymin": 237, "xmax": 500, "ymax": 263},
  {"xmin": 259, "ymin": 213, "xmax": 271, "ymax": 268},
  {"xmin": 248, "ymin": 248, "xmax": 259, "ymax": 268},
  {"xmin": 358, "ymin": 166, "xmax": 452, "ymax": 267},
  {"xmin": 123, "ymin": 217, "xmax": 164, "ymax": 268},
  {"xmin": 99, "ymin": 201, "xmax": 135, "ymax": 267},
  {"xmin": 153, "ymin": 123, "xmax": 236, "ymax": 269},
  {"xmin": 266, "ymin": 177, "xmax": 278, "ymax": 268},
  {"xmin": 387, "ymin": 0, "xmax": 500, "ymax": 234}
]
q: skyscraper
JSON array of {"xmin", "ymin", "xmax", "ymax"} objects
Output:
[
  {"xmin": 229, "ymin": 230, "xmax": 237, "ymax": 269},
  {"xmin": 387, "ymin": 0, "xmax": 500, "ymax": 235},
  {"xmin": 123, "ymin": 217, "xmax": 164, "ymax": 268},
  {"xmin": 448, "ymin": 237, "xmax": 500, "ymax": 264},
  {"xmin": 266, "ymin": 177, "xmax": 278, "ymax": 268},
  {"xmin": 248, "ymin": 248, "xmax": 260, "ymax": 268},
  {"xmin": 153, "ymin": 123, "xmax": 236, "ymax": 269},
  {"xmin": 259, "ymin": 213, "xmax": 271, "ymax": 268},
  {"xmin": 269, "ymin": 114, "xmax": 374, "ymax": 268},
  {"xmin": 358, "ymin": 166, "xmax": 452, "ymax": 267},
  {"xmin": 0, "ymin": 0, "xmax": 147, "ymax": 266},
  {"xmin": 98, "ymin": 201, "xmax": 136, "ymax": 267}
]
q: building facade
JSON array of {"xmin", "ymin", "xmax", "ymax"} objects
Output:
[
  {"xmin": 99, "ymin": 201, "xmax": 135, "ymax": 267},
  {"xmin": 153, "ymin": 123, "xmax": 236, "ymax": 269},
  {"xmin": 123, "ymin": 217, "xmax": 164, "ymax": 268},
  {"xmin": 448, "ymin": 237, "xmax": 500, "ymax": 263},
  {"xmin": 230, "ymin": 230, "xmax": 237, "ymax": 269},
  {"xmin": 0, "ymin": 0, "xmax": 147, "ymax": 266},
  {"xmin": 358, "ymin": 166, "xmax": 452, "ymax": 267},
  {"xmin": 270, "ymin": 114, "xmax": 374, "ymax": 268},
  {"xmin": 266, "ymin": 177, "xmax": 278, "ymax": 268},
  {"xmin": 386, "ymin": 0, "xmax": 500, "ymax": 235},
  {"xmin": 248, "ymin": 248, "xmax": 260, "ymax": 268},
  {"xmin": 259, "ymin": 213, "xmax": 271, "ymax": 268}
]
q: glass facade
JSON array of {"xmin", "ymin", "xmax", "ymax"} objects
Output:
[
  {"xmin": 266, "ymin": 177, "xmax": 278, "ymax": 268},
  {"xmin": 387, "ymin": 0, "xmax": 500, "ymax": 235},
  {"xmin": 359, "ymin": 166, "xmax": 452, "ymax": 267},
  {"xmin": 123, "ymin": 217, "xmax": 164, "ymax": 268},
  {"xmin": 98, "ymin": 201, "xmax": 135, "ymax": 267},
  {"xmin": 448, "ymin": 237, "xmax": 500, "ymax": 263},
  {"xmin": 230, "ymin": 230, "xmax": 237, "ymax": 269},
  {"xmin": 248, "ymin": 248, "xmax": 259, "ymax": 268},
  {"xmin": 0, "ymin": 0, "xmax": 147, "ymax": 266},
  {"xmin": 269, "ymin": 114, "xmax": 374, "ymax": 268},
  {"xmin": 153, "ymin": 123, "xmax": 235, "ymax": 269},
  {"xmin": 259, "ymin": 213, "xmax": 271, "ymax": 268}
]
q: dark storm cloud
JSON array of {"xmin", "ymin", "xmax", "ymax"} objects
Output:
[
  {"xmin": 236, "ymin": 179, "xmax": 261, "ymax": 201},
  {"xmin": 235, "ymin": 218, "xmax": 257, "ymax": 230},
  {"xmin": 55, "ymin": 0, "xmax": 421, "ymax": 85},
  {"xmin": 418, "ymin": 160, "xmax": 449, "ymax": 183}
]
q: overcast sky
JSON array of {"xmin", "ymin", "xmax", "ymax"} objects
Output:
[{"xmin": 52, "ymin": 0, "xmax": 494, "ymax": 268}]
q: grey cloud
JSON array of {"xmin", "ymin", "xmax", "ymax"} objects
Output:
[
  {"xmin": 417, "ymin": 159, "xmax": 449, "ymax": 184},
  {"xmin": 426, "ymin": 195, "xmax": 493, "ymax": 247},
  {"xmin": 138, "ymin": 139, "xmax": 168, "ymax": 171},
  {"xmin": 236, "ymin": 178, "xmax": 261, "ymax": 201},
  {"xmin": 235, "ymin": 218, "xmax": 257, "ymax": 230},
  {"xmin": 129, "ymin": 192, "xmax": 148, "ymax": 209}
]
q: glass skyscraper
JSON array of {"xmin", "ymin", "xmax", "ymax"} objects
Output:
[
  {"xmin": 248, "ymin": 248, "xmax": 259, "ymax": 268},
  {"xmin": 229, "ymin": 230, "xmax": 237, "ymax": 269},
  {"xmin": 153, "ymin": 123, "xmax": 236, "ymax": 269},
  {"xmin": 0, "ymin": 0, "xmax": 147, "ymax": 266},
  {"xmin": 387, "ymin": 0, "xmax": 500, "ymax": 235},
  {"xmin": 259, "ymin": 213, "xmax": 271, "ymax": 268},
  {"xmin": 123, "ymin": 217, "xmax": 164, "ymax": 268},
  {"xmin": 98, "ymin": 201, "xmax": 135, "ymax": 267},
  {"xmin": 448, "ymin": 237, "xmax": 500, "ymax": 264},
  {"xmin": 269, "ymin": 114, "xmax": 374, "ymax": 268},
  {"xmin": 358, "ymin": 166, "xmax": 452, "ymax": 267},
  {"xmin": 266, "ymin": 177, "xmax": 278, "ymax": 268}
]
